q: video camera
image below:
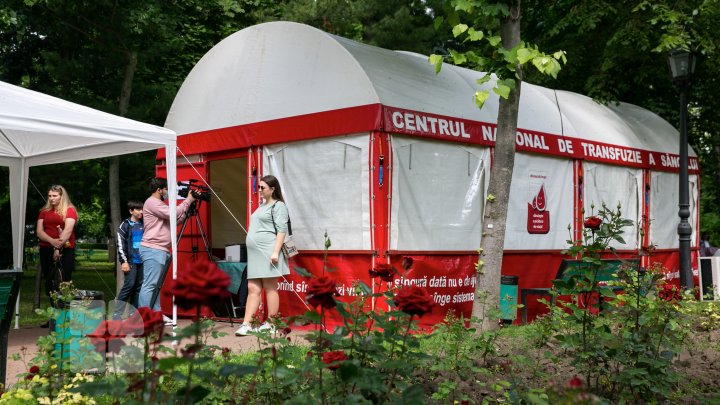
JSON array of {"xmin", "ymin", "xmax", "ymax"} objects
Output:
[{"xmin": 177, "ymin": 179, "xmax": 211, "ymax": 202}]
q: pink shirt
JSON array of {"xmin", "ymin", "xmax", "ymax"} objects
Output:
[{"xmin": 140, "ymin": 197, "xmax": 191, "ymax": 252}]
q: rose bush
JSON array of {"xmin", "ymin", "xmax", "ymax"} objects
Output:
[
  {"xmin": 321, "ymin": 350, "xmax": 347, "ymax": 370},
  {"xmin": 166, "ymin": 260, "xmax": 230, "ymax": 309},
  {"xmin": 394, "ymin": 285, "xmax": 435, "ymax": 317},
  {"xmin": 306, "ymin": 275, "xmax": 338, "ymax": 309},
  {"xmin": 368, "ymin": 263, "xmax": 396, "ymax": 282},
  {"xmin": 583, "ymin": 215, "xmax": 602, "ymax": 230}
]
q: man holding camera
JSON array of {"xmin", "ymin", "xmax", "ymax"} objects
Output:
[{"xmin": 139, "ymin": 177, "xmax": 195, "ymax": 321}]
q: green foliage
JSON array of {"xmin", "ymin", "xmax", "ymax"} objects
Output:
[
  {"xmin": 546, "ymin": 203, "xmax": 696, "ymax": 402},
  {"xmin": 431, "ymin": 0, "xmax": 566, "ymax": 108},
  {"xmin": 76, "ymin": 196, "xmax": 107, "ymax": 241}
]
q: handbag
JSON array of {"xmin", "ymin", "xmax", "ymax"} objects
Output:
[{"xmin": 271, "ymin": 203, "xmax": 299, "ymax": 259}]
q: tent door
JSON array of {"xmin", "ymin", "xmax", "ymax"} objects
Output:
[{"xmin": 209, "ymin": 156, "xmax": 248, "ymax": 259}]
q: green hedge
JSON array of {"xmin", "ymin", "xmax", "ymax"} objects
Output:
[{"xmin": 76, "ymin": 242, "xmax": 108, "ymax": 250}]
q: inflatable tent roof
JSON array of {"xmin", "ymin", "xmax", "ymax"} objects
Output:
[{"xmin": 166, "ymin": 21, "xmax": 693, "ymax": 163}]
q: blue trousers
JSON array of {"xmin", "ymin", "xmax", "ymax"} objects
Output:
[
  {"xmin": 138, "ymin": 246, "xmax": 169, "ymax": 311},
  {"xmin": 113, "ymin": 263, "xmax": 143, "ymax": 318}
]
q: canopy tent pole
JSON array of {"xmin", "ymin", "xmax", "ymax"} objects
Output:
[{"xmin": 167, "ymin": 145, "xmax": 178, "ymax": 325}]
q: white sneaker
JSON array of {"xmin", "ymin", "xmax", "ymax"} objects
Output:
[
  {"xmin": 163, "ymin": 315, "xmax": 174, "ymax": 326},
  {"xmin": 234, "ymin": 323, "xmax": 254, "ymax": 336},
  {"xmin": 257, "ymin": 322, "xmax": 275, "ymax": 333}
]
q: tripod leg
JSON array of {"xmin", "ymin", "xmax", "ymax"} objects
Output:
[{"xmin": 195, "ymin": 214, "xmax": 213, "ymax": 260}]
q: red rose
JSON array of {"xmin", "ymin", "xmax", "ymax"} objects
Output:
[
  {"xmin": 583, "ymin": 216, "xmax": 602, "ymax": 230},
  {"xmin": 306, "ymin": 276, "xmax": 339, "ymax": 309},
  {"xmin": 28, "ymin": 365, "xmax": 40, "ymax": 374},
  {"xmin": 659, "ymin": 283, "xmax": 682, "ymax": 302},
  {"xmin": 167, "ymin": 260, "xmax": 231, "ymax": 309},
  {"xmin": 126, "ymin": 307, "xmax": 165, "ymax": 339},
  {"xmin": 369, "ymin": 263, "xmax": 396, "ymax": 282},
  {"xmin": 393, "ymin": 285, "xmax": 435, "ymax": 317},
  {"xmin": 87, "ymin": 320, "xmax": 127, "ymax": 353},
  {"xmin": 322, "ymin": 350, "xmax": 347, "ymax": 370},
  {"xmin": 568, "ymin": 375, "xmax": 583, "ymax": 388}
]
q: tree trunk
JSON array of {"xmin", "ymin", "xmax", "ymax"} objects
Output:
[
  {"xmin": 471, "ymin": 0, "xmax": 523, "ymax": 331},
  {"xmin": 111, "ymin": 50, "xmax": 138, "ymax": 294}
]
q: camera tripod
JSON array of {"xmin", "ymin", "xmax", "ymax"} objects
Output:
[
  {"xmin": 177, "ymin": 199, "xmax": 213, "ymax": 261},
  {"xmin": 149, "ymin": 198, "xmax": 212, "ymax": 310}
]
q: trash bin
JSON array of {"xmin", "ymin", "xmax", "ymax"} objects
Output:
[
  {"xmin": 53, "ymin": 290, "xmax": 105, "ymax": 371},
  {"xmin": 499, "ymin": 275, "xmax": 519, "ymax": 324}
]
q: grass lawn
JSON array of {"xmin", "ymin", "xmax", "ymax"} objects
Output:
[{"xmin": 18, "ymin": 249, "xmax": 117, "ymax": 327}]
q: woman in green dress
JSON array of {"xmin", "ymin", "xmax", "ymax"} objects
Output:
[{"xmin": 235, "ymin": 175, "xmax": 290, "ymax": 336}]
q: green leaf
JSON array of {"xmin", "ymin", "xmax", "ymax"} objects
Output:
[
  {"xmin": 429, "ymin": 54, "xmax": 444, "ymax": 74},
  {"xmin": 293, "ymin": 266, "xmax": 312, "ymax": 278},
  {"xmin": 357, "ymin": 281, "xmax": 373, "ymax": 295},
  {"xmin": 156, "ymin": 357, "xmax": 187, "ymax": 371},
  {"xmin": 433, "ymin": 16, "xmax": 444, "ymax": 31},
  {"xmin": 476, "ymin": 74, "xmax": 491, "ymax": 86},
  {"xmin": 517, "ymin": 47, "xmax": 537, "ymax": 64},
  {"xmin": 450, "ymin": 50, "xmax": 467, "ymax": 65},
  {"xmin": 488, "ymin": 35, "xmax": 502, "ymax": 47},
  {"xmin": 465, "ymin": 51, "xmax": 481, "ymax": 64},
  {"xmin": 337, "ymin": 361, "xmax": 360, "ymax": 381},
  {"xmin": 474, "ymin": 90, "xmax": 490, "ymax": 108},
  {"xmin": 176, "ymin": 385, "xmax": 211, "ymax": 403},
  {"xmin": 454, "ymin": 0, "xmax": 474, "ymax": 13},
  {"xmin": 466, "ymin": 28, "xmax": 483, "ymax": 42},
  {"xmin": 302, "ymin": 310, "xmax": 322, "ymax": 323},
  {"xmin": 452, "ymin": 23, "xmax": 469, "ymax": 38},
  {"xmin": 399, "ymin": 384, "xmax": 425, "ymax": 404},
  {"xmin": 493, "ymin": 83, "xmax": 511, "ymax": 99},
  {"xmin": 218, "ymin": 364, "xmax": 257, "ymax": 377}
]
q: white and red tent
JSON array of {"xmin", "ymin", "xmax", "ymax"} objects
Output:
[{"xmin": 162, "ymin": 21, "xmax": 699, "ymax": 324}]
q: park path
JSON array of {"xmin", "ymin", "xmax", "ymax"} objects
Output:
[{"xmin": 5, "ymin": 319, "xmax": 304, "ymax": 388}]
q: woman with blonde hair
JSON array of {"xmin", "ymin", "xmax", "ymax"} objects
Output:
[{"xmin": 37, "ymin": 184, "xmax": 78, "ymax": 305}]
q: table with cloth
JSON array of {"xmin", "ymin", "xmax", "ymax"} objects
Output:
[{"xmin": 215, "ymin": 261, "xmax": 248, "ymax": 319}]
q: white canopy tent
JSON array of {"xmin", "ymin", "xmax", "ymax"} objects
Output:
[{"xmin": 0, "ymin": 80, "xmax": 178, "ymax": 326}]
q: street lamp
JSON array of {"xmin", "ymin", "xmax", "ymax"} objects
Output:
[{"xmin": 668, "ymin": 49, "xmax": 697, "ymax": 289}]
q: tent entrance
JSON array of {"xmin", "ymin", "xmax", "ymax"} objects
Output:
[{"xmin": 209, "ymin": 156, "xmax": 248, "ymax": 259}]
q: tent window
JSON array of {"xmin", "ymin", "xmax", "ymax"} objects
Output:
[
  {"xmin": 209, "ymin": 157, "xmax": 248, "ymax": 249},
  {"xmin": 263, "ymin": 134, "xmax": 370, "ymax": 250},
  {"xmin": 650, "ymin": 172, "xmax": 698, "ymax": 248},
  {"xmin": 390, "ymin": 136, "xmax": 487, "ymax": 251},
  {"xmin": 583, "ymin": 162, "xmax": 641, "ymax": 249}
]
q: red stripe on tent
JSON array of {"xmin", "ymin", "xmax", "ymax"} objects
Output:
[
  {"xmin": 372, "ymin": 132, "xmax": 390, "ymax": 261},
  {"xmin": 160, "ymin": 103, "xmax": 699, "ymax": 175},
  {"xmin": 277, "ymin": 253, "xmax": 374, "ymax": 327},
  {"xmin": 641, "ymin": 169, "xmax": 652, "ymax": 268},
  {"xmin": 382, "ymin": 106, "xmax": 495, "ymax": 146},
  {"xmin": 160, "ymin": 104, "xmax": 383, "ymax": 158}
]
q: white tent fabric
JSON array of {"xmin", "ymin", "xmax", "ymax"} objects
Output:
[
  {"xmin": 164, "ymin": 21, "xmax": 700, "ymax": 255},
  {"xmin": 390, "ymin": 136, "xmax": 488, "ymax": 251},
  {"xmin": 166, "ymin": 21, "xmax": 695, "ymax": 161},
  {"xmin": 263, "ymin": 134, "xmax": 371, "ymax": 250},
  {"xmin": 0, "ymin": 81, "xmax": 178, "ymax": 325}
]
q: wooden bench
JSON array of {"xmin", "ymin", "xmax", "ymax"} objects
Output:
[
  {"xmin": 0, "ymin": 269, "xmax": 23, "ymax": 385},
  {"xmin": 521, "ymin": 258, "xmax": 640, "ymax": 324}
]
